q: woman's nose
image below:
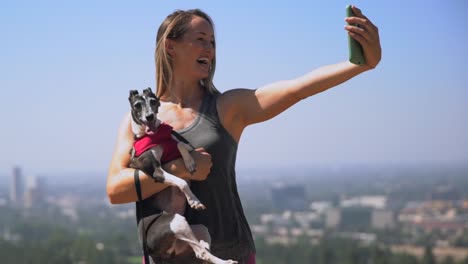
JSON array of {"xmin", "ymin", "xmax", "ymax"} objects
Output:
[
  {"xmin": 204, "ymin": 40, "xmax": 214, "ymax": 50},
  {"xmin": 204, "ymin": 43, "xmax": 215, "ymax": 56}
]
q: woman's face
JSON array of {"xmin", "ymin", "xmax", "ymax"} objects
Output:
[{"xmin": 170, "ymin": 16, "xmax": 215, "ymax": 81}]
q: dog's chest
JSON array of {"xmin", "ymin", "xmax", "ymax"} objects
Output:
[{"xmin": 133, "ymin": 124, "xmax": 182, "ymax": 163}]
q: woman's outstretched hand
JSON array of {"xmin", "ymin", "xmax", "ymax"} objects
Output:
[{"xmin": 345, "ymin": 5, "xmax": 382, "ymax": 69}]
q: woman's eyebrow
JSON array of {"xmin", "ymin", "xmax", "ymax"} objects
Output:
[{"xmin": 195, "ymin": 31, "xmax": 214, "ymax": 38}]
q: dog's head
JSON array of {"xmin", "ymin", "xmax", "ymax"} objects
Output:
[{"xmin": 129, "ymin": 88, "xmax": 161, "ymax": 132}]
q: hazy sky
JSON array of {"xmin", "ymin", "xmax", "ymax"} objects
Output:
[{"xmin": 1, "ymin": 0, "xmax": 467, "ymax": 176}]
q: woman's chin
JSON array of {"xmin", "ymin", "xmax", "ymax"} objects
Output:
[{"xmin": 196, "ymin": 72, "xmax": 210, "ymax": 80}]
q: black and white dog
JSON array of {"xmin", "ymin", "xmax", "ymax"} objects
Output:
[{"xmin": 128, "ymin": 88, "xmax": 237, "ymax": 264}]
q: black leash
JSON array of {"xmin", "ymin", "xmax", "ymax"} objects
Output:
[
  {"xmin": 171, "ymin": 130, "xmax": 195, "ymax": 149},
  {"xmin": 134, "ymin": 169, "xmax": 150, "ymax": 264}
]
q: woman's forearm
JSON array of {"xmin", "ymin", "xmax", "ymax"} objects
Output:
[
  {"xmin": 294, "ymin": 61, "xmax": 370, "ymax": 100},
  {"xmin": 107, "ymin": 150, "xmax": 211, "ymax": 204},
  {"xmin": 107, "ymin": 168, "xmax": 170, "ymax": 204}
]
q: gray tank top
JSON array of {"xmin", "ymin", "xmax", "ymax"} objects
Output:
[{"xmin": 175, "ymin": 92, "xmax": 256, "ymax": 263}]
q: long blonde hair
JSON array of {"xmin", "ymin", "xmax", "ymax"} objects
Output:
[{"xmin": 155, "ymin": 9, "xmax": 219, "ymax": 98}]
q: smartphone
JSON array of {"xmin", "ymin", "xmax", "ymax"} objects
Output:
[{"xmin": 346, "ymin": 5, "xmax": 365, "ymax": 65}]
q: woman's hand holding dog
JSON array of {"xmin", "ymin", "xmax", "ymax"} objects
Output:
[{"xmin": 163, "ymin": 148, "xmax": 212, "ymax": 181}]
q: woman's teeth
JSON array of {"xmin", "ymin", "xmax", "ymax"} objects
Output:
[{"xmin": 197, "ymin": 58, "xmax": 209, "ymax": 65}]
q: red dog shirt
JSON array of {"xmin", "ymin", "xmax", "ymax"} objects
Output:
[{"xmin": 133, "ymin": 122, "xmax": 182, "ymax": 163}]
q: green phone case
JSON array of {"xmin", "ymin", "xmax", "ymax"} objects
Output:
[{"xmin": 346, "ymin": 5, "xmax": 365, "ymax": 65}]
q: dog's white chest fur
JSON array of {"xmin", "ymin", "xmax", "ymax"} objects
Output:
[{"xmin": 131, "ymin": 119, "xmax": 146, "ymax": 139}]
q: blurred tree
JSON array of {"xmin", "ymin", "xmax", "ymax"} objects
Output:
[
  {"xmin": 441, "ymin": 256, "xmax": 455, "ymax": 264},
  {"xmin": 370, "ymin": 245, "xmax": 390, "ymax": 264},
  {"xmin": 422, "ymin": 245, "xmax": 436, "ymax": 264}
]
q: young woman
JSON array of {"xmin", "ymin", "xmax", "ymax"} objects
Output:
[{"xmin": 107, "ymin": 6, "xmax": 381, "ymax": 264}]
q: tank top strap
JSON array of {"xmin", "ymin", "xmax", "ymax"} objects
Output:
[{"xmin": 198, "ymin": 93, "xmax": 222, "ymax": 126}]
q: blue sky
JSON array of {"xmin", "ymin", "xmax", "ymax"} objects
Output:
[{"xmin": 1, "ymin": 0, "xmax": 467, "ymax": 176}]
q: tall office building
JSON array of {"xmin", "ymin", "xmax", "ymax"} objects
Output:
[
  {"xmin": 271, "ymin": 183, "xmax": 307, "ymax": 211},
  {"xmin": 325, "ymin": 208, "xmax": 341, "ymax": 229},
  {"xmin": 24, "ymin": 175, "xmax": 46, "ymax": 208},
  {"xmin": 9, "ymin": 166, "xmax": 23, "ymax": 206},
  {"xmin": 371, "ymin": 209, "xmax": 395, "ymax": 229}
]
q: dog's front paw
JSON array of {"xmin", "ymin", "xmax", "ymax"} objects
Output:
[
  {"xmin": 199, "ymin": 240, "xmax": 210, "ymax": 251},
  {"xmin": 191, "ymin": 200, "xmax": 206, "ymax": 211},
  {"xmin": 184, "ymin": 158, "xmax": 196, "ymax": 175},
  {"xmin": 188, "ymin": 198, "xmax": 206, "ymax": 210}
]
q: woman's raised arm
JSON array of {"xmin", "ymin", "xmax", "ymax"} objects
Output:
[{"xmin": 217, "ymin": 6, "xmax": 381, "ymax": 141}]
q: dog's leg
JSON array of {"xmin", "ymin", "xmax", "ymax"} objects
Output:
[
  {"xmin": 148, "ymin": 149, "xmax": 166, "ymax": 183},
  {"xmin": 173, "ymin": 137, "xmax": 196, "ymax": 174},
  {"xmin": 149, "ymin": 147, "xmax": 204, "ymax": 210},
  {"xmin": 191, "ymin": 224, "xmax": 212, "ymax": 264},
  {"xmin": 169, "ymin": 214, "xmax": 238, "ymax": 264},
  {"xmin": 165, "ymin": 224, "xmax": 211, "ymax": 257},
  {"xmin": 153, "ymin": 186, "xmax": 186, "ymax": 215},
  {"xmin": 163, "ymin": 173, "xmax": 206, "ymax": 210}
]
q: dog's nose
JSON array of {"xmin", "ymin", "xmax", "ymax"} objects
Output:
[{"xmin": 146, "ymin": 114, "xmax": 154, "ymax": 121}]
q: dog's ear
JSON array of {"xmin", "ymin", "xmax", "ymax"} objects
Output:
[
  {"xmin": 142, "ymin": 88, "xmax": 155, "ymax": 97},
  {"xmin": 129, "ymin": 90, "xmax": 139, "ymax": 101}
]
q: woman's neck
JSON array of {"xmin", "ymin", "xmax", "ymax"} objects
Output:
[{"xmin": 160, "ymin": 78, "xmax": 204, "ymax": 108}]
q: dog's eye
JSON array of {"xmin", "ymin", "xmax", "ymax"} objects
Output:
[
  {"xmin": 149, "ymin": 99, "xmax": 158, "ymax": 106},
  {"xmin": 134, "ymin": 102, "xmax": 142, "ymax": 110}
]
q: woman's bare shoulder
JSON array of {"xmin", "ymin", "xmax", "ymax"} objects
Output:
[
  {"xmin": 215, "ymin": 88, "xmax": 255, "ymax": 141},
  {"xmin": 114, "ymin": 111, "xmax": 133, "ymax": 142},
  {"xmin": 217, "ymin": 88, "xmax": 253, "ymax": 108}
]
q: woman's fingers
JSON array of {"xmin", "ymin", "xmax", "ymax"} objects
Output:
[
  {"xmin": 344, "ymin": 5, "xmax": 382, "ymax": 68},
  {"xmin": 345, "ymin": 16, "xmax": 378, "ymax": 37},
  {"xmin": 351, "ymin": 6, "xmax": 371, "ymax": 24},
  {"xmin": 346, "ymin": 5, "xmax": 379, "ymax": 39},
  {"xmin": 344, "ymin": 23, "xmax": 370, "ymax": 51},
  {"xmin": 346, "ymin": 28, "xmax": 368, "ymax": 46},
  {"xmin": 191, "ymin": 148, "xmax": 212, "ymax": 181}
]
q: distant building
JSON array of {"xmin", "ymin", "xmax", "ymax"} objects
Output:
[
  {"xmin": 325, "ymin": 208, "xmax": 341, "ymax": 229},
  {"xmin": 0, "ymin": 197, "xmax": 7, "ymax": 207},
  {"xmin": 271, "ymin": 183, "xmax": 307, "ymax": 211},
  {"xmin": 430, "ymin": 185, "xmax": 460, "ymax": 201},
  {"xmin": 371, "ymin": 209, "xmax": 395, "ymax": 229},
  {"xmin": 341, "ymin": 195, "xmax": 387, "ymax": 209},
  {"xmin": 293, "ymin": 211, "xmax": 320, "ymax": 229},
  {"xmin": 9, "ymin": 166, "xmax": 23, "ymax": 206},
  {"xmin": 337, "ymin": 232, "xmax": 377, "ymax": 246},
  {"xmin": 24, "ymin": 175, "xmax": 46, "ymax": 208},
  {"xmin": 415, "ymin": 220, "xmax": 465, "ymax": 235},
  {"xmin": 310, "ymin": 201, "xmax": 332, "ymax": 214},
  {"xmin": 340, "ymin": 207, "xmax": 372, "ymax": 230}
]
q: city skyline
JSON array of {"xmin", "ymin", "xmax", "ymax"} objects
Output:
[
  {"xmin": 1, "ymin": 0, "xmax": 467, "ymax": 175},
  {"xmin": 1, "ymin": 164, "xmax": 467, "ymax": 263}
]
